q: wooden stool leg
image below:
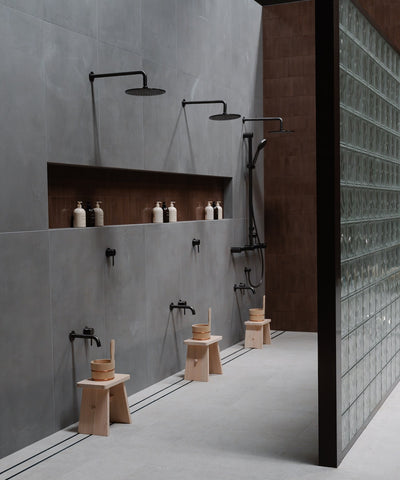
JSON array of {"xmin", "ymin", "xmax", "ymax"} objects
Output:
[
  {"xmin": 263, "ymin": 323, "xmax": 271, "ymax": 345},
  {"xmin": 78, "ymin": 388, "xmax": 110, "ymax": 436},
  {"xmin": 209, "ymin": 342, "xmax": 223, "ymax": 374},
  {"xmin": 185, "ymin": 345, "xmax": 209, "ymax": 381},
  {"xmin": 245, "ymin": 325, "xmax": 263, "ymax": 349},
  {"xmin": 110, "ymin": 383, "xmax": 132, "ymax": 424}
]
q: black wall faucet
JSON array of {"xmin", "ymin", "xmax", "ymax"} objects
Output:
[
  {"xmin": 169, "ymin": 300, "xmax": 196, "ymax": 315},
  {"xmin": 234, "ymin": 282, "xmax": 256, "ymax": 295},
  {"xmin": 106, "ymin": 248, "xmax": 116, "ymax": 266},
  {"xmin": 69, "ymin": 327, "xmax": 102, "ymax": 347}
]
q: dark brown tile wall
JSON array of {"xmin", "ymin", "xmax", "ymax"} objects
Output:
[
  {"xmin": 263, "ymin": 0, "xmax": 317, "ymax": 332},
  {"xmin": 355, "ymin": 0, "xmax": 400, "ymax": 54},
  {"xmin": 48, "ymin": 164, "xmax": 227, "ymax": 228}
]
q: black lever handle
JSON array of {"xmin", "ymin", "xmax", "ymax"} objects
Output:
[
  {"xmin": 106, "ymin": 248, "xmax": 116, "ymax": 266},
  {"xmin": 192, "ymin": 238, "xmax": 200, "ymax": 253}
]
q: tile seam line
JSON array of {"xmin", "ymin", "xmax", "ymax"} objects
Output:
[{"xmin": 1, "ymin": 332, "xmax": 285, "ymax": 478}]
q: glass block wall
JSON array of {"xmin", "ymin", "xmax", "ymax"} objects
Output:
[{"xmin": 339, "ymin": 0, "xmax": 400, "ymax": 452}]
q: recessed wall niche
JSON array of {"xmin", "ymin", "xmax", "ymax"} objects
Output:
[{"xmin": 47, "ymin": 163, "xmax": 231, "ymax": 229}]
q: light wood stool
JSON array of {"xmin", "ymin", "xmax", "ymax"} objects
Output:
[
  {"xmin": 184, "ymin": 335, "xmax": 223, "ymax": 382},
  {"xmin": 244, "ymin": 319, "xmax": 271, "ymax": 349},
  {"xmin": 77, "ymin": 373, "xmax": 131, "ymax": 436}
]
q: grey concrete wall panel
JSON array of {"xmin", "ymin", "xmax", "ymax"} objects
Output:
[
  {"xmin": 42, "ymin": 0, "xmax": 97, "ymax": 38},
  {"xmin": 142, "ymin": 59, "xmax": 182, "ymax": 173},
  {"xmin": 0, "ymin": 7, "xmax": 48, "ymax": 233},
  {"xmin": 176, "ymin": 0, "xmax": 209, "ymax": 78},
  {"xmin": 49, "ymin": 228, "xmax": 107, "ymax": 429},
  {"xmin": 44, "ymin": 24, "xmax": 97, "ymax": 167},
  {"xmin": 0, "ymin": 232, "xmax": 53, "ymax": 458},
  {"xmin": 144, "ymin": 223, "xmax": 192, "ymax": 385},
  {"xmin": 98, "ymin": 0, "xmax": 141, "ymax": 54},
  {"xmin": 142, "ymin": 0, "xmax": 178, "ymax": 70},
  {"xmin": 0, "ymin": 0, "xmax": 44, "ymax": 18},
  {"xmin": 96, "ymin": 44, "xmax": 144, "ymax": 170},
  {"xmin": 101, "ymin": 226, "xmax": 149, "ymax": 395}
]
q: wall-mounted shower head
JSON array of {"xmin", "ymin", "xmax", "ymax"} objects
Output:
[
  {"xmin": 89, "ymin": 70, "xmax": 166, "ymax": 96},
  {"xmin": 182, "ymin": 99, "xmax": 241, "ymax": 121}
]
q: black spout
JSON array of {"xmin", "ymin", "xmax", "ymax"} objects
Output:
[
  {"xmin": 234, "ymin": 282, "xmax": 256, "ymax": 295},
  {"xmin": 169, "ymin": 300, "xmax": 196, "ymax": 315},
  {"xmin": 69, "ymin": 327, "xmax": 102, "ymax": 347}
]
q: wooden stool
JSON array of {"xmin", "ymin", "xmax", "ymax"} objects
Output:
[
  {"xmin": 77, "ymin": 373, "xmax": 131, "ymax": 436},
  {"xmin": 184, "ymin": 335, "xmax": 223, "ymax": 382},
  {"xmin": 244, "ymin": 319, "xmax": 271, "ymax": 349}
]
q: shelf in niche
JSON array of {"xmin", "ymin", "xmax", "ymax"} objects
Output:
[{"xmin": 47, "ymin": 163, "xmax": 231, "ymax": 229}]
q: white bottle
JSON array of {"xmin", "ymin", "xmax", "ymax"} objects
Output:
[
  {"xmin": 153, "ymin": 201, "xmax": 163, "ymax": 223},
  {"xmin": 73, "ymin": 201, "xmax": 86, "ymax": 228},
  {"xmin": 94, "ymin": 201, "xmax": 104, "ymax": 227},
  {"xmin": 216, "ymin": 201, "xmax": 223, "ymax": 220},
  {"xmin": 169, "ymin": 201, "xmax": 177, "ymax": 222},
  {"xmin": 205, "ymin": 201, "xmax": 213, "ymax": 220}
]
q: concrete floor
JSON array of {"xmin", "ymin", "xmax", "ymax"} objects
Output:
[{"xmin": 1, "ymin": 331, "xmax": 399, "ymax": 480}]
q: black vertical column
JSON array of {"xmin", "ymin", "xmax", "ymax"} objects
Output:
[{"xmin": 315, "ymin": 0, "xmax": 342, "ymax": 468}]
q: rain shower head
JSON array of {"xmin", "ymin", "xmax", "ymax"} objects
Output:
[
  {"xmin": 89, "ymin": 70, "xmax": 166, "ymax": 96},
  {"xmin": 209, "ymin": 112, "xmax": 241, "ymax": 121},
  {"xmin": 125, "ymin": 86, "xmax": 166, "ymax": 96},
  {"xmin": 182, "ymin": 99, "xmax": 241, "ymax": 121}
]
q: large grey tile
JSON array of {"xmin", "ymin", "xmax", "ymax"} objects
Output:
[
  {"xmin": 0, "ymin": 231, "xmax": 53, "ymax": 458},
  {"xmin": 144, "ymin": 223, "xmax": 193, "ymax": 384},
  {"xmin": 49, "ymin": 228, "xmax": 107, "ymax": 429},
  {"xmin": 98, "ymin": 0, "xmax": 141, "ymax": 54},
  {"xmin": 43, "ymin": 0, "xmax": 97, "ymax": 38},
  {"xmin": 176, "ymin": 0, "xmax": 209, "ymax": 78},
  {"xmin": 101, "ymin": 226, "xmax": 148, "ymax": 394},
  {"xmin": 96, "ymin": 43, "xmax": 144, "ymax": 170},
  {"xmin": 142, "ymin": 0, "xmax": 177, "ymax": 70},
  {"xmin": 44, "ymin": 23, "xmax": 97, "ymax": 166},
  {"xmin": 142, "ymin": 59, "xmax": 181, "ymax": 173},
  {"xmin": 0, "ymin": 0, "xmax": 44, "ymax": 18},
  {"xmin": 0, "ymin": 6, "xmax": 47, "ymax": 232}
]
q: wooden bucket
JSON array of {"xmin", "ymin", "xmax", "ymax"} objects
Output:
[
  {"xmin": 192, "ymin": 308, "xmax": 212, "ymax": 340},
  {"xmin": 192, "ymin": 323, "xmax": 211, "ymax": 340},
  {"xmin": 91, "ymin": 359, "xmax": 115, "ymax": 381},
  {"xmin": 91, "ymin": 339, "xmax": 115, "ymax": 381},
  {"xmin": 249, "ymin": 308, "xmax": 264, "ymax": 322}
]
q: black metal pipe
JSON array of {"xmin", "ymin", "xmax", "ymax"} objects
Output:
[
  {"xmin": 242, "ymin": 116, "xmax": 283, "ymax": 130},
  {"xmin": 89, "ymin": 70, "xmax": 147, "ymax": 87},
  {"xmin": 182, "ymin": 99, "xmax": 227, "ymax": 113}
]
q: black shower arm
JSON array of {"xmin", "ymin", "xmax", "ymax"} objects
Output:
[
  {"xmin": 242, "ymin": 116, "xmax": 283, "ymax": 130},
  {"xmin": 89, "ymin": 70, "xmax": 148, "ymax": 87},
  {"xmin": 182, "ymin": 99, "xmax": 227, "ymax": 114}
]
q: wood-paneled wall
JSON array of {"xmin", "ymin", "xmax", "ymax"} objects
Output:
[{"xmin": 263, "ymin": 0, "xmax": 317, "ymax": 332}]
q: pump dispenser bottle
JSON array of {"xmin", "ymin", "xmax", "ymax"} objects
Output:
[
  {"xmin": 212, "ymin": 201, "xmax": 218, "ymax": 220},
  {"xmin": 85, "ymin": 202, "xmax": 95, "ymax": 227},
  {"xmin": 169, "ymin": 201, "xmax": 177, "ymax": 222},
  {"xmin": 153, "ymin": 202, "xmax": 163, "ymax": 223},
  {"xmin": 162, "ymin": 201, "xmax": 169, "ymax": 223},
  {"xmin": 205, "ymin": 201, "xmax": 213, "ymax": 220},
  {"xmin": 94, "ymin": 201, "xmax": 104, "ymax": 226},
  {"xmin": 73, "ymin": 201, "xmax": 86, "ymax": 228},
  {"xmin": 216, "ymin": 201, "xmax": 223, "ymax": 219}
]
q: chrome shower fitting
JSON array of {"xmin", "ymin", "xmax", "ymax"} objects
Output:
[
  {"xmin": 89, "ymin": 70, "xmax": 166, "ymax": 96},
  {"xmin": 182, "ymin": 99, "xmax": 241, "ymax": 121}
]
